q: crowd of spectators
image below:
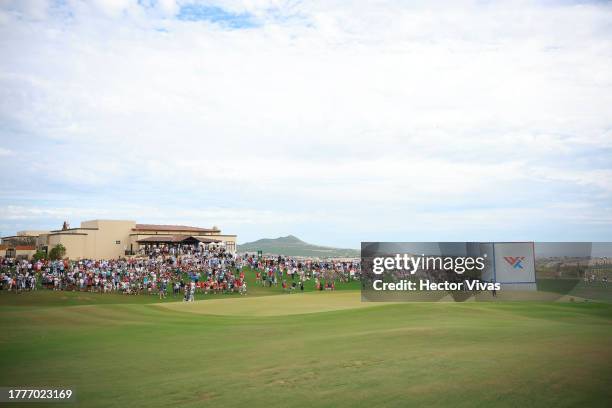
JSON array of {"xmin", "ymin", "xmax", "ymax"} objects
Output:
[{"xmin": 0, "ymin": 246, "xmax": 361, "ymax": 300}]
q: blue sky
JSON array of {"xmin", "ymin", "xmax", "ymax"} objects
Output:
[
  {"xmin": 1, "ymin": 0, "xmax": 611, "ymax": 248},
  {"xmin": 176, "ymin": 3, "xmax": 257, "ymax": 28}
]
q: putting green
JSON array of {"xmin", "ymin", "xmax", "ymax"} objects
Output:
[
  {"xmin": 156, "ymin": 291, "xmax": 389, "ymax": 316},
  {"xmin": 157, "ymin": 290, "xmax": 589, "ymax": 318}
]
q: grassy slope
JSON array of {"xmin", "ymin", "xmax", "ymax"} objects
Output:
[{"xmin": 0, "ymin": 275, "xmax": 611, "ymax": 407}]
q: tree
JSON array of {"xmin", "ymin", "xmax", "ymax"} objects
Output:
[
  {"xmin": 49, "ymin": 244, "xmax": 66, "ymax": 260},
  {"xmin": 32, "ymin": 250, "xmax": 47, "ymax": 262}
]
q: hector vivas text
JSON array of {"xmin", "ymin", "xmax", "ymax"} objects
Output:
[{"xmin": 371, "ymin": 254, "xmax": 501, "ymax": 291}]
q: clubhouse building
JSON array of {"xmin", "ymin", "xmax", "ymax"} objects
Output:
[{"xmin": 1, "ymin": 220, "xmax": 237, "ymax": 260}]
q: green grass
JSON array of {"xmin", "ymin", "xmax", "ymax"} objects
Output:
[
  {"xmin": 1, "ymin": 275, "xmax": 611, "ymax": 407},
  {"xmin": 0, "ymin": 266, "xmax": 361, "ymax": 308},
  {"xmin": 537, "ymin": 278, "xmax": 612, "ymax": 302}
]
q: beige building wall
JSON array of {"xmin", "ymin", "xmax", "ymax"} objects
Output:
[
  {"xmin": 211, "ymin": 234, "xmax": 237, "ymax": 252},
  {"xmin": 0, "ymin": 246, "xmax": 36, "ymax": 259},
  {"xmin": 84, "ymin": 220, "xmax": 135, "ymax": 259},
  {"xmin": 45, "ymin": 220, "xmax": 135, "ymax": 259},
  {"xmin": 15, "ymin": 248, "xmax": 36, "ymax": 258},
  {"xmin": 36, "ymin": 234, "xmax": 50, "ymax": 248},
  {"xmin": 29, "ymin": 220, "xmax": 236, "ymax": 260},
  {"xmin": 47, "ymin": 233, "xmax": 86, "ymax": 260}
]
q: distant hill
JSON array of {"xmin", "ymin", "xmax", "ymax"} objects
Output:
[{"xmin": 237, "ymin": 235, "xmax": 360, "ymax": 258}]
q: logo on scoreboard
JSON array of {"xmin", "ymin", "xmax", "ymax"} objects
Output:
[{"xmin": 504, "ymin": 256, "xmax": 525, "ymax": 269}]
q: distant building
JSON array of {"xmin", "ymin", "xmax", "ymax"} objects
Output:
[
  {"xmin": 1, "ymin": 220, "xmax": 237, "ymax": 259},
  {"xmin": 0, "ymin": 244, "xmax": 37, "ymax": 259},
  {"xmin": 0, "ymin": 230, "xmax": 48, "ymax": 259}
]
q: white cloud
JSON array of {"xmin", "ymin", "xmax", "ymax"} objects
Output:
[
  {"xmin": 0, "ymin": 0, "xmax": 611, "ymax": 245},
  {"xmin": 0, "ymin": 0, "xmax": 47, "ymax": 20},
  {"xmin": 154, "ymin": 0, "xmax": 179, "ymax": 17}
]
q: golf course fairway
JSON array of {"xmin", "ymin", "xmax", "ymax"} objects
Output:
[{"xmin": 1, "ymin": 290, "xmax": 611, "ymax": 407}]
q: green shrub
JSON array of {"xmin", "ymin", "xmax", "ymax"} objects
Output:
[
  {"xmin": 49, "ymin": 244, "xmax": 66, "ymax": 260},
  {"xmin": 32, "ymin": 250, "xmax": 47, "ymax": 262}
]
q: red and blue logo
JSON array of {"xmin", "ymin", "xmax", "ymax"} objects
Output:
[{"xmin": 504, "ymin": 256, "xmax": 525, "ymax": 269}]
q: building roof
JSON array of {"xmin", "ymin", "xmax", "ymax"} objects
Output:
[
  {"xmin": 17, "ymin": 230, "xmax": 50, "ymax": 236},
  {"xmin": 0, "ymin": 245, "xmax": 36, "ymax": 250},
  {"xmin": 137, "ymin": 235, "xmax": 183, "ymax": 243},
  {"xmin": 1, "ymin": 235, "xmax": 37, "ymax": 243},
  {"xmin": 193, "ymin": 236, "xmax": 223, "ymax": 244},
  {"xmin": 136, "ymin": 235, "xmax": 222, "ymax": 244},
  {"xmin": 133, "ymin": 224, "xmax": 220, "ymax": 232},
  {"xmin": 49, "ymin": 228, "xmax": 98, "ymax": 233}
]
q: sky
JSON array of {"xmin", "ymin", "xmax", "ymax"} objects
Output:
[{"xmin": 0, "ymin": 0, "xmax": 611, "ymax": 248}]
